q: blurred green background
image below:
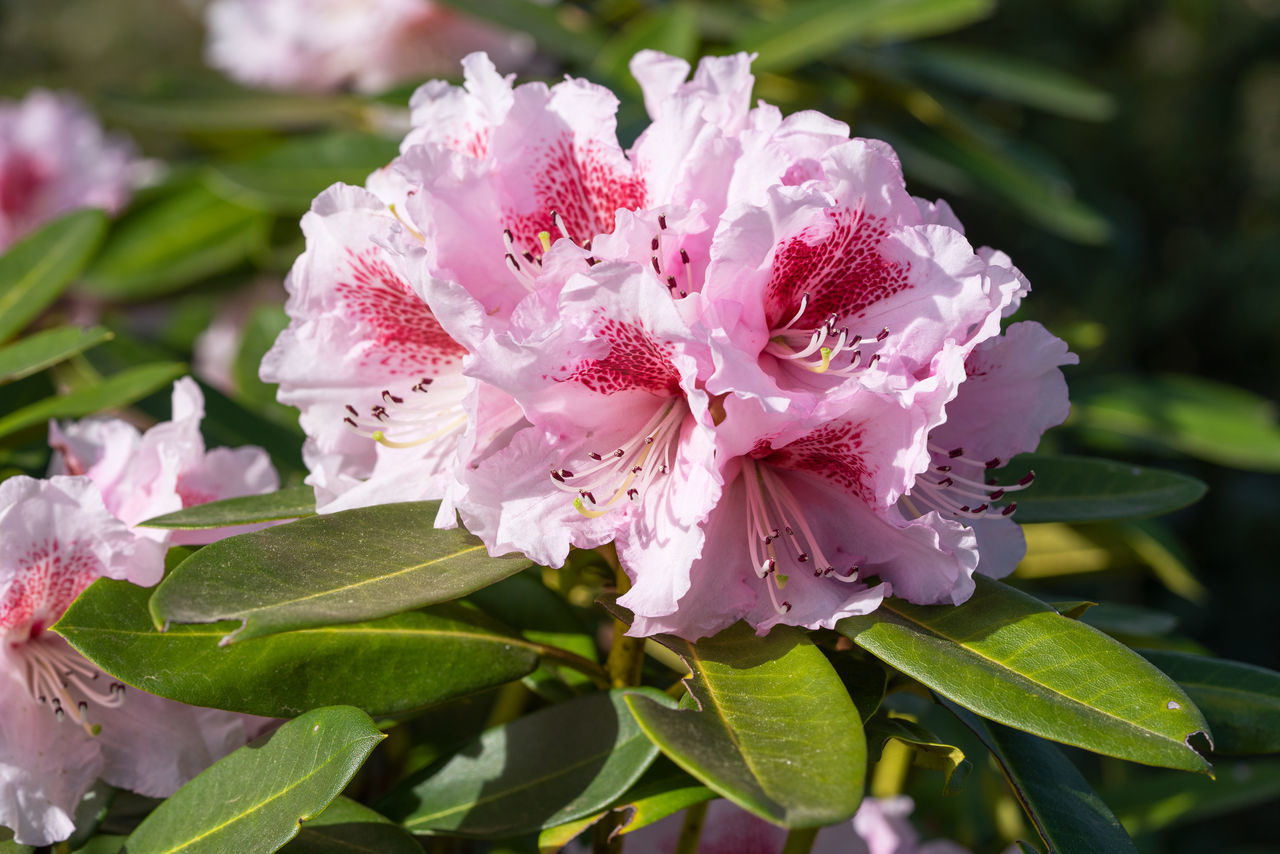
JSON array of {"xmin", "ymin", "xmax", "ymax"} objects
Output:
[{"xmin": 2, "ymin": 1, "xmax": 1278, "ymax": 851}]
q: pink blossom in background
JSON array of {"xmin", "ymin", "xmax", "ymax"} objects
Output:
[
  {"xmin": 204, "ymin": 0, "xmax": 533, "ymax": 94},
  {"xmin": 0, "ymin": 476, "xmax": 268, "ymax": 846},
  {"xmin": 48, "ymin": 377, "xmax": 279, "ymax": 544},
  {"xmin": 565, "ymin": 796, "xmax": 973, "ymax": 854},
  {"xmin": 263, "ymin": 50, "xmax": 1074, "ymax": 639},
  {"xmin": 0, "ymin": 89, "xmax": 139, "ymax": 251}
]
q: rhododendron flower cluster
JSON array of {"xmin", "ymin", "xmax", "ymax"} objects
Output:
[
  {"xmin": 264, "ymin": 51, "xmax": 1076, "ymax": 640},
  {"xmin": 204, "ymin": 0, "xmax": 532, "ymax": 94},
  {"xmin": 0, "ymin": 380, "xmax": 276, "ymax": 846},
  {"xmin": 0, "ymin": 89, "xmax": 140, "ymax": 251}
]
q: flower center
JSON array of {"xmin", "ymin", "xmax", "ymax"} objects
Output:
[
  {"xmin": 343, "ymin": 373, "xmax": 469, "ymax": 450},
  {"xmin": 550, "ymin": 399, "xmax": 687, "ymax": 518},
  {"xmin": 901, "ymin": 444, "xmax": 1035, "ymax": 521},
  {"xmin": 764, "ymin": 291, "xmax": 890, "ymax": 376},
  {"xmin": 14, "ymin": 634, "xmax": 125, "ymax": 736},
  {"xmin": 741, "ymin": 459, "xmax": 863, "ymax": 616}
]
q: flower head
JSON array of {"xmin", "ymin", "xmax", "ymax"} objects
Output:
[{"xmin": 0, "ymin": 90, "xmax": 139, "ymax": 251}]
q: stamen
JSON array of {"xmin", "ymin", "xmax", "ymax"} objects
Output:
[{"xmin": 343, "ymin": 374, "xmax": 469, "ymax": 453}]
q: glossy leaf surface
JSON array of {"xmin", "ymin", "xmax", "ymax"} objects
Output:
[
  {"xmin": 380, "ymin": 689, "xmax": 669, "ymax": 837},
  {"xmin": 1140, "ymin": 650, "xmax": 1280, "ymax": 755},
  {"xmin": 0, "ymin": 209, "xmax": 107, "ymax": 343},
  {"xmin": 0, "ymin": 325, "xmax": 112, "ymax": 385},
  {"xmin": 55, "ymin": 577, "xmax": 539, "ymax": 717},
  {"xmin": 279, "ymin": 797, "xmax": 423, "ymax": 854},
  {"xmin": 139, "ymin": 485, "xmax": 316, "ymax": 529},
  {"xmin": 626, "ymin": 622, "xmax": 865, "ymax": 828},
  {"xmin": 0, "ymin": 361, "xmax": 186, "ymax": 441},
  {"xmin": 998, "ymin": 454, "xmax": 1206, "ymax": 523},
  {"xmin": 123, "ymin": 707, "xmax": 383, "ymax": 854},
  {"xmin": 150, "ymin": 501, "xmax": 530, "ymax": 643},
  {"xmin": 837, "ymin": 577, "xmax": 1211, "ymax": 772}
]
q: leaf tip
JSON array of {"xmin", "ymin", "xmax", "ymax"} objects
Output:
[{"xmin": 217, "ymin": 620, "xmax": 248, "ymax": 647}]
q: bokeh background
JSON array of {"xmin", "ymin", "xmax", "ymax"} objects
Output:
[{"xmin": 2, "ymin": 1, "xmax": 1278, "ymax": 851}]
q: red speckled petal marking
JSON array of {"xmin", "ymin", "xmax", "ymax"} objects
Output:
[
  {"xmin": 504, "ymin": 135, "xmax": 647, "ymax": 251},
  {"xmin": 767, "ymin": 422, "xmax": 875, "ymax": 503},
  {"xmin": 565, "ymin": 318, "xmax": 681, "ymax": 396},
  {"xmin": 336, "ymin": 248, "xmax": 467, "ymax": 373},
  {"xmin": 764, "ymin": 209, "xmax": 910, "ymax": 330},
  {"xmin": 0, "ymin": 540, "xmax": 97, "ymax": 637}
]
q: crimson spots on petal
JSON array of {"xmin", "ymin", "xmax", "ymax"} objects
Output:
[
  {"xmin": 767, "ymin": 422, "xmax": 875, "ymax": 503},
  {"xmin": 336, "ymin": 248, "xmax": 466, "ymax": 373},
  {"xmin": 503, "ymin": 135, "xmax": 646, "ymax": 254},
  {"xmin": 564, "ymin": 318, "xmax": 681, "ymax": 396},
  {"xmin": 764, "ymin": 208, "xmax": 910, "ymax": 330},
  {"xmin": 0, "ymin": 540, "xmax": 97, "ymax": 638}
]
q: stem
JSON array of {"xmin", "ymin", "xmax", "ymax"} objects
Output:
[
  {"xmin": 604, "ymin": 552, "xmax": 645, "ymax": 688},
  {"xmin": 533, "ymin": 642, "xmax": 611, "ymax": 690},
  {"xmin": 780, "ymin": 826, "xmax": 819, "ymax": 854},
  {"xmin": 673, "ymin": 801, "xmax": 708, "ymax": 854},
  {"xmin": 592, "ymin": 812, "xmax": 624, "ymax": 854}
]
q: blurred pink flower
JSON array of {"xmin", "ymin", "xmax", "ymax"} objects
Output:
[
  {"xmin": 204, "ymin": 0, "xmax": 532, "ymax": 94},
  {"xmin": 0, "ymin": 476, "xmax": 266, "ymax": 846},
  {"xmin": 0, "ymin": 89, "xmax": 139, "ymax": 251}
]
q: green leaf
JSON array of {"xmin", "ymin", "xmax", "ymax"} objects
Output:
[
  {"xmin": 865, "ymin": 713, "xmax": 970, "ymax": 793},
  {"xmin": 0, "ymin": 361, "xmax": 186, "ymax": 442},
  {"xmin": 79, "ymin": 184, "xmax": 270, "ymax": 300},
  {"xmin": 280, "ymin": 797, "xmax": 423, "ymax": 854},
  {"xmin": 1102, "ymin": 760, "xmax": 1280, "ymax": 836},
  {"xmin": 625, "ymin": 621, "xmax": 866, "ymax": 828},
  {"xmin": 592, "ymin": 5, "xmax": 700, "ymax": 84},
  {"xmin": 0, "ymin": 827, "xmax": 33, "ymax": 853},
  {"xmin": 150, "ymin": 501, "xmax": 531, "ymax": 643},
  {"xmin": 434, "ymin": 0, "xmax": 607, "ymax": 65},
  {"xmin": 379, "ymin": 688, "xmax": 669, "ymax": 837},
  {"xmin": 0, "ymin": 325, "xmax": 112, "ymax": 385},
  {"xmin": 70, "ymin": 835, "xmax": 126, "ymax": 854},
  {"xmin": 231, "ymin": 304, "xmax": 296, "ymax": 424},
  {"xmin": 907, "ymin": 45, "xmax": 1116, "ymax": 120},
  {"xmin": 948, "ymin": 701, "xmax": 1138, "ymax": 853},
  {"xmin": 0, "ymin": 209, "xmax": 108, "ymax": 344},
  {"xmin": 138, "ymin": 485, "xmax": 316, "ymax": 530},
  {"xmin": 738, "ymin": 0, "xmax": 995, "ymax": 74},
  {"xmin": 998, "ymin": 454, "xmax": 1206, "ymax": 523},
  {"xmin": 123, "ymin": 706, "xmax": 383, "ymax": 854},
  {"xmin": 1139, "ymin": 650, "xmax": 1280, "ymax": 755},
  {"xmin": 1070, "ymin": 374, "xmax": 1280, "ymax": 471},
  {"xmin": 207, "ymin": 132, "xmax": 400, "ymax": 213},
  {"xmin": 104, "ymin": 91, "xmax": 366, "ymax": 132},
  {"xmin": 837, "ymin": 577, "xmax": 1212, "ymax": 772},
  {"xmin": 54, "ymin": 577, "xmax": 539, "ymax": 717}
]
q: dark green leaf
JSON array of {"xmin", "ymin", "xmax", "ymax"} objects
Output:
[
  {"xmin": 1139, "ymin": 650, "xmax": 1280, "ymax": 755},
  {"xmin": 1076, "ymin": 602, "xmax": 1178, "ymax": 638},
  {"xmin": 207, "ymin": 132, "xmax": 400, "ymax": 213},
  {"xmin": 434, "ymin": 0, "xmax": 607, "ymax": 65},
  {"xmin": 948, "ymin": 702, "xmax": 1138, "ymax": 853},
  {"xmin": 0, "ymin": 325, "xmax": 112, "ymax": 385},
  {"xmin": 998, "ymin": 454, "xmax": 1206, "ymax": 523},
  {"xmin": 1070, "ymin": 374, "xmax": 1280, "ymax": 471},
  {"xmin": 231, "ymin": 304, "xmax": 296, "ymax": 425},
  {"xmin": 738, "ymin": 0, "xmax": 995, "ymax": 74},
  {"xmin": 280, "ymin": 797, "xmax": 422, "ymax": 854},
  {"xmin": 70, "ymin": 835, "xmax": 125, "ymax": 854},
  {"xmin": 626, "ymin": 622, "xmax": 865, "ymax": 828},
  {"xmin": 379, "ymin": 689, "xmax": 669, "ymax": 837},
  {"xmin": 1102, "ymin": 760, "xmax": 1280, "ymax": 836},
  {"xmin": 0, "ymin": 209, "xmax": 108, "ymax": 343},
  {"xmin": 104, "ymin": 91, "xmax": 365, "ymax": 132},
  {"xmin": 79, "ymin": 184, "xmax": 270, "ymax": 300},
  {"xmin": 837, "ymin": 577, "xmax": 1211, "ymax": 772},
  {"xmin": 150, "ymin": 501, "xmax": 530, "ymax": 643},
  {"xmin": 0, "ymin": 362, "xmax": 186, "ymax": 441},
  {"xmin": 123, "ymin": 707, "xmax": 383, "ymax": 854},
  {"xmin": 54, "ymin": 577, "xmax": 539, "ymax": 717},
  {"xmin": 0, "ymin": 827, "xmax": 33, "ymax": 854},
  {"xmin": 593, "ymin": 5, "xmax": 699, "ymax": 84},
  {"xmin": 865, "ymin": 713, "xmax": 970, "ymax": 793},
  {"xmin": 138, "ymin": 485, "xmax": 316, "ymax": 529},
  {"xmin": 191, "ymin": 379, "xmax": 306, "ymax": 478},
  {"xmin": 907, "ymin": 45, "xmax": 1116, "ymax": 120}
]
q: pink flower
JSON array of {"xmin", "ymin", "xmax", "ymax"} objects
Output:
[
  {"xmin": 565, "ymin": 796, "xmax": 971, "ymax": 854},
  {"xmin": 0, "ymin": 476, "xmax": 264, "ymax": 846},
  {"xmin": 48, "ymin": 378, "xmax": 279, "ymax": 543},
  {"xmin": 204, "ymin": 0, "xmax": 532, "ymax": 94},
  {"xmin": 0, "ymin": 90, "xmax": 139, "ymax": 251}
]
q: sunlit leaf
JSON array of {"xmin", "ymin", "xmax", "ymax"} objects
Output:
[
  {"xmin": 139, "ymin": 485, "xmax": 316, "ymax": 529},
  {"xmin": 626, "ymin": 621, "xmax": 865, "ymax": 828},
  {"xmin": 0, "ymin": 325, "xmax": 112, "ymax": 385},
  {"xmin": 0, "ymin": 209, "xmax": 108, "ymax": 343},
  {"xmin": 865, "ymin": 712, "xmax": 971, "ymax": 793},
  {"xmin": 150, "ymin": 501, "xmax": 531, "ymax": 643},
  {"xmin": 837, "ymin": 577, "xmax": 1211, "ymax": 772},
  {"xmin": 0, "ymin": 361, "xmax": 186, "ymax": 442},
  {"xmin": 123, "ymin": 707, "xmax": 383, "ymax": 854},
  {"xmin": 379, "ymin": 689, "xmax": 669, "ymax": 837},
  {"xmin": 55, "ymin": 577, "xmax": 539, "ymax": 717}
]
